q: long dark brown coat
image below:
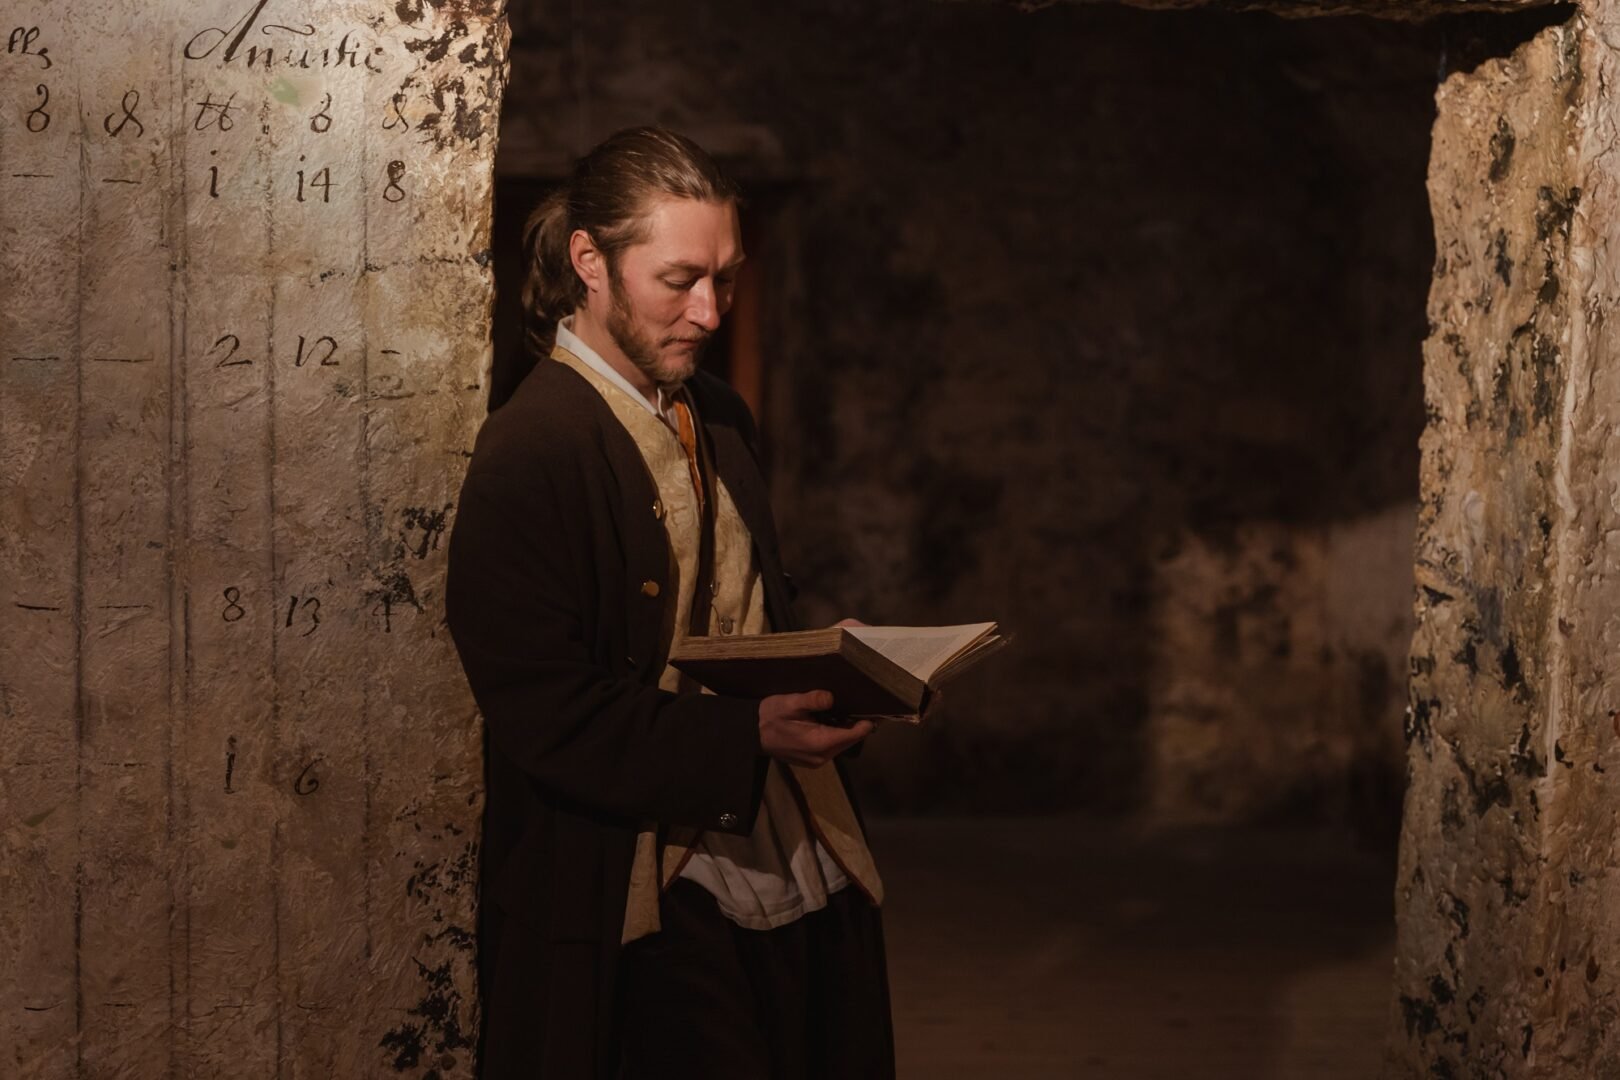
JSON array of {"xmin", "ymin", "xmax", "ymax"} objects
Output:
[{"xmin": 446, "ymin": 358, "xmax": 876, "ymax": 1078}]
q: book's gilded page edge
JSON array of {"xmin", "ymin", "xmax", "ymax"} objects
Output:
[
  {"xmin": 930, "ymin": 632, "xmax": 1010, "ymax": 685},
  {"xmin": 668, "ymin": 626, "xmax": 844, "ymax": 661}
]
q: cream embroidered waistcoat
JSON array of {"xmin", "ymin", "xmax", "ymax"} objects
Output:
[{"xmin": 549, "ymin": 345, "xmax": 882, "ymax": 944}]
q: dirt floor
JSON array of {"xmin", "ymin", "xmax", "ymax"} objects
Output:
[{"xmin": 869, "ymin": 816, "xmax": 1397, "ymax": 1079}]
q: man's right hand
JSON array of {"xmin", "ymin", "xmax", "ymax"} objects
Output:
[{"xmin": 758, "ymin": 691, "xmax": 874, "ymax": 768}]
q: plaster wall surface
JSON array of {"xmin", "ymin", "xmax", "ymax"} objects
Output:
[
  {"xmin": 1528, "ymin": 2, "xmax": 1620, "ymax": 1066},
  {"xmin": 1388, "ymin": 5, "xmax": 1620, "ymax": 1073},
  {"xmin": 0, "ymin": 2, "xmax": 505, "ymax": 1076},
  {"xmin": 1385, "ymin": 13, "xmax": 1620, "ymax": 1076}
]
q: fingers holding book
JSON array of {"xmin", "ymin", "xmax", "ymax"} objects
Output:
[{"xmin": 758, "ymin": 690, "xmax": 875, "ymax": 768}]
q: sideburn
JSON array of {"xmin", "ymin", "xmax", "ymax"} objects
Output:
[{"xmin": 604, "ymin": 264, "xmax": 698, "ymax": 392}]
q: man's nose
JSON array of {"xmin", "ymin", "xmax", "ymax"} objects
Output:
[{"xmin": 686, "ymin": 280, "xmax": 722, "ymax": 332}]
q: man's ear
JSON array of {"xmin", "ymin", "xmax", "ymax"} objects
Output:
[{"xmin": 569, "ymin": 228, "xmax": 605, "ymax": 295}]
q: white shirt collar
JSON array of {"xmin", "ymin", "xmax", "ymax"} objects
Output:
[{"xmin": 556, "ymin": 316, "xmax": 677, "ymax": 424}]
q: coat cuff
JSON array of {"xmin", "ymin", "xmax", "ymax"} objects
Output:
[{"xmin": 696, "ymin": 693, "xmax": 768, "ymax": 836}]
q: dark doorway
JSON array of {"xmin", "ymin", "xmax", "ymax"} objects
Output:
[{"xmin": 486, "ymin": 2, "xmax": 1568, "ymax": 1074}]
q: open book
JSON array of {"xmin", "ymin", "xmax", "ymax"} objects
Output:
[{"xmin": 668, "ymin": 622, "xmax": 1006, "ymax": 721}]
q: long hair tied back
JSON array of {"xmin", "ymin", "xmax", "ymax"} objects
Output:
[{"xmin": 520, "ymin": 126, "xmax": 740, "ymax": 358}]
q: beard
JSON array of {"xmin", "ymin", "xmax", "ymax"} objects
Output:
[{"xmin": 605, "ymin": 270, "xmax": 711, "ymax": 392}]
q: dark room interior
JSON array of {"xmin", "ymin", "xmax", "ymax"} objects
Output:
[{"xmin": 484, "ymin": 4, "xmax": 1515, "ymax": 1074}]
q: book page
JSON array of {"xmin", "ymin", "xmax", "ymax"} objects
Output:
[{"xmin": 845, "ymin": 623, "xmax": 996, "ymax": 683}]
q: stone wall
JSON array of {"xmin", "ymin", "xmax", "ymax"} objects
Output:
[
  {"xmin": 1389, "ymin": 7, "xmax": 1620, "ymax": 1075},
  {"xmin": 1388, "ymin": 18, "xmax": 1578, "ymax": 1072},
  {"xmin": 496, "ymin": 0, "xmax": 1447, "ymax": 826},
  {"xmin": 0, "ymin": 2, "xmax": 504, "ymax": 1076}
]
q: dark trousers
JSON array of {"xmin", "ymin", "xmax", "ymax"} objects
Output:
[{"xmin": 616, "ymin": 878, "xmax": 895, "ymax": 1080}]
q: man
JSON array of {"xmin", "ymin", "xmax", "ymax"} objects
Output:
[{"xmin": 446, "ymin": 126, "xmax": 894, "ymax": 1079}]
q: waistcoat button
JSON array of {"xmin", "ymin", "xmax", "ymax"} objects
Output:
[
  {"xmin": 652, "ymin": 498, "xmax": 665, "ymax": 520},
  {"xmin": 717, "ymin": 812, "xmax": 739, "ymax": 830},
  {"xmin": 640, "ymin": 579, "xmax": 660, "ymax": 598}
]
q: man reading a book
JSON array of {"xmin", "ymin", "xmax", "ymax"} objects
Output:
[{"xmin": 446, "ymin": 126, "xmax": 894, "ymax": 1079}]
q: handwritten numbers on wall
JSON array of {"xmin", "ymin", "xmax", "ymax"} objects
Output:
[
  {"xmin": 382, "ymin": 94, "xmax": 410, "ymax": 134},
  {"xmin": 4, "ymin": 84, "xmax": 436, "ymax": 208},
  {"xmin": 189, "ymin": 334, "xmax": 351, "ymax": 371},
  {"xmin": 292, "ymin": 334, "xmax": 337, "ymax": 368},
  {"xmin": 26, "ymin": 83, "xmax": 49, "ymax": 132},
  {"xmin": 293, "ymin": 758, "xmax": 321, "ymax": 796},
  {"xmin": 284, "ymin": 594, "xmax": 321, "ymax": 637},
  {"xmin": 103, "ymin": 89, "xmax": 145, "ymax": 138},
  {"xmin": 372, "ymin": 595, "xmax": 396, "ymax": 634},
  {"xmin": 204, "ymin": 333, "xmax": 350, "ymax": 371},
  {"xmin": 209, "ymin": 333, "xmax": 250, "ymax": 368},
  {"xmin": 383, "ymin": 160, "xmax": 406, "ymax": 203},
  {"xmin": 295, "ymin": 157, "xmax": 333, "ymax": 204},
  {"xmin": 309, "ymin": 92, "xmax": 332, "ymax": 134},
  {"xmin": 214, "ymin": 587, "xmax": 348, "ymax": 637}
]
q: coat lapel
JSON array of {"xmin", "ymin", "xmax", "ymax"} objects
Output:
[{"xmin": 546, "ymin": 353, "xmax": 672, "ymax": 675}]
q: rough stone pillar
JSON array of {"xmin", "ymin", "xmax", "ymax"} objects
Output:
[
  {"xmin": 0, "ymin": 3, "xmax": 506, "ymax": 1077},
  {"xmin": 1389, "ymin": 10, "xmax": 1620, "ymax": 1076}
]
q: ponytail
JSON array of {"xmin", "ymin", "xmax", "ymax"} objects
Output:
[{"xmin": 520, "ymin": 188, "xmax": 578, "ymax": 359}]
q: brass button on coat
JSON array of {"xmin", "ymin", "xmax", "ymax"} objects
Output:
[
  {"xmin": 640, "ymin": 579, "xmax": 660, "ymax": 598},
  {"xmin": 652, "ymin": 498, "xmax": 665, "ymax": 520},
  {"xmin": 717, "ymin": 812, "xmax": 739, "ymax": 830}
]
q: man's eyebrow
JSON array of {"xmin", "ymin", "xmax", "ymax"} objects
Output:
[{"xmin": 660, "ymin": 255, "xmax": 748, "ymax": 275}]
